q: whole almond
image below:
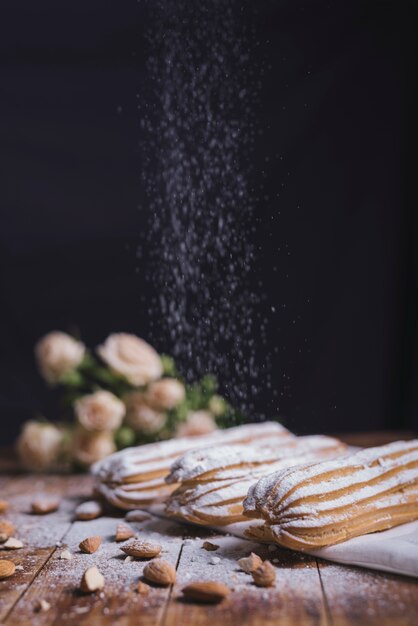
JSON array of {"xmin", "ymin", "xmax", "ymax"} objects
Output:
[
  {"xmin": 202, "ymin": 541, "xmax": 219, "ymax": 552},
  {"xmin": 0, "ymin": 521, "xmax": 15, "ymax": 543},
  {"xmin": 80, "ymin": 566, "xmax": 105, "ymax": 593},
  {"xmin": 143, "ymin": 559, "xmax": 176, "ymax": 586},
  {"xmin": 31, "ymin": 497, "xmax": 60, "ymax": 515},
  {"xmin": 3, "ymin": 538, "xmax": 24, "ymax": 550},
  {"xmin": 79, "ymin": 536, "xmax": 102, "ymax": 554},
  {"xmin": 125, "ymin": 510, "xmax": 151, "ymax": 523},
  {"xmin": 237, "ymin": 552, "xmax": 263, "ymax": 573},
  {"xmin": 251, "ymin": 560, "xmax": 276, "ymax": 587},
  {"xmin": 120, "ymin": 539, "xmax": 161, "ymax": 559},
  {"xmin": 75, "ymin": 501, "xmax": 103, "ymax": 521},
  {"xmin": 0, "ymin": 500, "xmax": 9, "ymax": 513},
  {"xmin": 116, "ymin": 523, "xmax": 135, "ymax": 542},
  {"xmin": 182, "ymin": 581, "xmax": 230, "ymax": 604},
  {"xmin": 0, "ymin": 559, "xmax": 16, "ymax": 579}
]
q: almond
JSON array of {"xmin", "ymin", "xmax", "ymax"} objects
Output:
[
  {"xmin": 3, "ymin": 538, "xmax": 24, "ymax": 550},
  {"xmin": 125, "ymin": 510, "xmax": 151, "ymax": 523},
  {"xmin": 35, "ymin": 599, "xmax": 51, "ymax": 613},
  {"xmin": 60, "ymin": 549, "xmax": 73, "ymax": 560},
  {"xmin": 115, "ymin": 523, "xmax": 135, "ymax": 542},
  {"xmin": 182, "ymin": 581, "xmax": 230, "ymax": 604},
  {"xmin": 80, "ymin": 566, "xmax": 105, "ymax": 593},
  {"xmin": 143, "ymin": 559, "xmax": 176, "ymax": 586},
  {"xmin": 75, "ymin": 501, "xmax": 103, "ymax": 521},
  {"xmin": 31, "ymin": 497, "xmax": 60, "ymax": 515},
  {"xmin": 0, "ymin": 559, "xmax": 16, "ymax": 579},
  {"xmin": 202, "ymin": 541, "xmax": 219, "ymax": 551},
  {"xmin": 0, "ymin": 500, "xmax": 9, "ymax": 513},
  {"xmin": 79, "ymin": 536, "xmax": 102, "ymax": 554},
  {"xmin": 0, "ymin": 521, "xmax": 15, "ymax": 543},
  {"xmin": 251, "ymin": 560, "xmax": 276, "ymax": 587},
  {"xmin": 137, "ymin": 581, "xmax": 150, "ymax": 595},
  {"xmin": 120, "ymin": 539, "xmax": 161, "ymax": 559},
  {"xmin": 237, "ymin": 552, "xmax": 263, "ymax": 573}
]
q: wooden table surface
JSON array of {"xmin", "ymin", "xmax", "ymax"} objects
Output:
[{"xmin": 1, "ymin": 432, "xmax": 417, "ymax": 626}]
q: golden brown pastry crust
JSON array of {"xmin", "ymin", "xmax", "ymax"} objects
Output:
[{"xmin": 243, "ymin": 440, "xmax": 418, "ymax": 550}]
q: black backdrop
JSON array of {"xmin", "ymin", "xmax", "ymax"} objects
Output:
[{"xmin": 1, "ymin": 0, "xmax": 416, "ymax": 444}]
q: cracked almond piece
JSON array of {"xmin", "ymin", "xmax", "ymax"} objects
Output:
[
  {"xmin": 31, "ymin": 497, "xmax": 60, "ymax": 514},
  {"xmin": 202, "ymin": 541, "xmax": 219, "ymax": 551},
  {"xmin": 116, "ymin": 522, "xmax": 135, "ymax": 542},
  {"xmin": 143, "ymin": 559, "xmax": 176, "ymax": 586},
  {"xmin": 80, "ymin": 566, "xmax": 105, "ymax": 593},
  {"xmin": 137, "ymin": 581, "xmax": 150, "ymax": 595},
  {"xmin": 182, "ymin": 581, "xmax": 230, "ymax": 604},
  {"xmin": 237, "ymin": 552, "xmax": 263, "ymax": 573},
  {"xmin": 3, "ymin": 538, "xmax": 24, "ymax": 550},
  {"xmin": 35, "ymin": 599, "xmax": 51, "ymax": 613},
  {"xmin": 0, "ymin": 521, "xmax": 15, "ymax": 543},
  {"xmin": 75, "ymin": 500, "xmax": 103, "ymax": 521},
  {"xmin": 79, "ymin": 536, "xmax": 102, "ymax": 554},
  {"xmin": 60, "ymin": 549, "xmax": 72, "ymax": 560},
  {"xmin": 0, "ymin": 500, "xmax": 9, "ymax": 513},
  {"xmin": 120, "ymin": 539, "xmax": 161, "ymax": 559},
  {"xmin": 251, "ymin": 560, "xmax": 276, "ymax": 587},
  {"xmin": 0, "ymin": 559, "xmax": 16, "ymax": 579}
]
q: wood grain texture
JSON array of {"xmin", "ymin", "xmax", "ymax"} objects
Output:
[{"xmin": 1, "ymin": 432, "xmax": 417, "ymax": 625}]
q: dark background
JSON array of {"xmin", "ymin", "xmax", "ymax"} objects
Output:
[{"xmin": 0, "ymin": 0, "xmax": 416, "ymax": 444}]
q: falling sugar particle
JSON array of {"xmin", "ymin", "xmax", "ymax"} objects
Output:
[{"xmin": 139, "ymin": 0, "xmax": 271, "ymax": 416}]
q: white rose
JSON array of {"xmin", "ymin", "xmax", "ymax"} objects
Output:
[
  {"xmin": 16, "ymin": 421, "xmax": 64, "ymax": 472},
  {"xmin": 97, "ymin": 333, "xmax": 162, "ymax": 386},
  {"xmin": 124, "ymin": 391, "xmax": 167, "ymax": 434},
  {"xmin": 72, "ymin": 427, "xmax": 116, "ymax": 467},
  {"xmin": 75, "ymin": 390, "xmax": 125, "ymax": 432},
  {"xmin": 175, "ymin": 410, "xmax": 218, "ymax": 438},
  {"xmin": 145, "ymin": 378, "xmax": 185, "ymax": 410},
  {"xmin": 35, "ymin": 331, "xmax": 85, "ymax": 385}
]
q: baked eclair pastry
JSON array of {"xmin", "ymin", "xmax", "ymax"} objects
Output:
[
  {"xmin": 165, "ymin": 435, "xmax": 347, "ymax": 526},
  {"xmin": 243, "ymin": 440, "xmax": 418, "ymax": 550},
  {"xmin": 92, "ymin": 421, "xmax": 292, "ymax": 509}
]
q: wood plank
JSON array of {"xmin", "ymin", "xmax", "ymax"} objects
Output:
[
  {"xmin": 4, "ymin": 512, "xmax": 185, "ymax": 626},
  {"xmin": 164, "ymin": 530, "xmax": 328, "ymax": 626},
  {"xmin": 317, "ymin": 559, "xmax": 418, "ymax": 626},
  {"xmin": 0, "ymin": 475, "xmax": 92, "ymax": 622}
]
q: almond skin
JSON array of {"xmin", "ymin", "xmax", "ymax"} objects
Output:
[
  {"xmin": 143, "ymin": 559, "xmax": 176, "ymax": 586},
  {"xmin": 120, "ymin": 540, "xmax": 161, "ymax": 559},
  {"xmin": 237, "ymin": 552, "xmax": 263, "ymax": 573},
  {"xmin": 75, "ymin": 501, "xmax": 103, "ymax": 521},
  {"xmin": 251, "ymin": 560, "xmax": 276, "ymax": 587},
  {"xmin": 182, "ymin": 581, "xmax": 230, "ymax": 604},
  {"xmin": 0, "ymin": 500, "xmax": 9, "ymax": 513},
  {"xmin": 115, "ymin": 523, "xmax": 135, "ymax": 542},
  {"xmin": 0, "ymin": 559, "xmax": 16, "ymax": 579},
  {"xmin": 79, "ymin": 536, "xmax": 102, "ymax": 554},
  {"xmin": 80, "ymin": 566, "xmax": 105, "ymax": 593},
  {"xmin": 31, "ymin": 498, "xmax": 60, "ymax": 514},
  {"xmin": 0, "ymin": 521, "xmax": 15, "ymax": 543}
]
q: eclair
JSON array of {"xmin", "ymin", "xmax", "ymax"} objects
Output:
[
  {"xmin": 92, "ymin": 421, "xmax": 292, "ymax": 509},
  {"xmin": 243, "ymin": 439, "xmax": 418, "ymax": 550},
  {"xmin": 165, "ymin": 435, "xmax": 347, "ymax": 526}
]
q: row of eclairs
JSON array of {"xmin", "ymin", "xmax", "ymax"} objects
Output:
[{"xmin": 93, "ymin": 422, "xmax": 418, "ymax": 551}]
